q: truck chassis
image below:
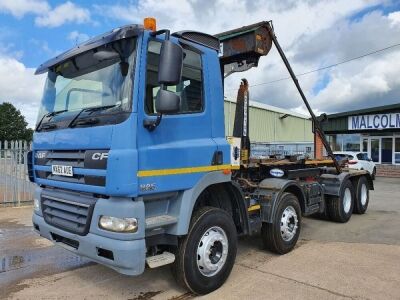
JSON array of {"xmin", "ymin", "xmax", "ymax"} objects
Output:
[{"xmin": 30, "ymin": 20, "xmax": 375, "ymax": 295}]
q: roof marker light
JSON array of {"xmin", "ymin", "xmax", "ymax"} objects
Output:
[{"xmin": 144, "ymin": 17, "xmax": 156, "ymax": 31}]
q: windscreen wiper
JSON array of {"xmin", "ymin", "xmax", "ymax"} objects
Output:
[
  {"xmin": 72, "ymin": 118, "xmax": 99, "ymax": 127},
  {"xmin": 40, "ymin": 123, "xmax": 58, "ymax": 131},
  {"xmin": 67, "ymin": 104, "xmax": 119, "ymax": 128},
  {"xmin": 35, "ymin": 109, "xmax": 68, "ymax": 131}
]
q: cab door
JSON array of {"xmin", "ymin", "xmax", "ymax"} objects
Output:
[{"xmin": 136, "ymin": 38, "xmax": 217, "ymax": 194}]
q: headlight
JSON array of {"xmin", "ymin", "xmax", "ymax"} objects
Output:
[
  {"xmin": 99, "ymin": 216, "xmax": 138, "ymax": 233},
  {"xmin": 34, "ymin": 198, "xmax": 40, "ymax": 212}
]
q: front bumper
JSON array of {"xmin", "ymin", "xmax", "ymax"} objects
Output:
[
  {"xmin": 33, "ymin": 213, "xmax": 146, "ymax": 275},
  {"xmin": 32, "ymin": 186, "xmax": 146, "ymax": 276}
]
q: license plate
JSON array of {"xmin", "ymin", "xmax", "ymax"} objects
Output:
[{"xmin": 52, "ymin": 165, "xmax": 73, "ymax": 177}]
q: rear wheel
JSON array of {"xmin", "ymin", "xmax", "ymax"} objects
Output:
[
  {"xmin": 171, "ymin": 206, "xmax": 237, "ymax": 295},
  {"xmin": 354, "ymin": 176, "xmax": 369, "ymax": 214},
  {"xmin": 327, "ymin": 179, "xmax": 354, "ymax": 223},
  {"xmin": 261, "ymin": 193, "xmax": 301, "ymax": 254}
]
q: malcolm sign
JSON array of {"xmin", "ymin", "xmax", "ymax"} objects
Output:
[{"xmin": 349, "ymin": 113, "xmax": 400, "ymax": 130}]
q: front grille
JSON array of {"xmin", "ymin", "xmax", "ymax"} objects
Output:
[
  {"xmin": 42, "ymin": 195, "xmax": 96, "ymax": 235},
  {"xmin": 34, "ymin": 149, "xmax": 108, "ymax": 186},
  {"xmin": 38, "ymin": 150, "xmax": 86, "ymax": 167}
]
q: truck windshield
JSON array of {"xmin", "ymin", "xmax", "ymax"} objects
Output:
[{"xmin": 36, "ymin": 37, "xmax": 137, "ymax": 128}]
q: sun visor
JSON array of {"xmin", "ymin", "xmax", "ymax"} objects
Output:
[{"xmin": 35, "ymin": 25, "xmax": 143, "ymax": 75}]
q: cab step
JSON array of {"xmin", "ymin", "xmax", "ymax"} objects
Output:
[
  {"xmin": 145, "ymin": 215, "xmax": 177, "ymax": 230},
  {"xmin": 146, "ymin": 251, "xmax": 175, "ymax": 268}
]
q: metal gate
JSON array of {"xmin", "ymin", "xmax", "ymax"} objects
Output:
[{"xmin": 0, "ymin": 140, "xmax": 34, "ymax": 206}]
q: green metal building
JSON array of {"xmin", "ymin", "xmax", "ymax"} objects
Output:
[{"xmin": 224, "ymin": 99, "xmax": 314, "ymax": 157}]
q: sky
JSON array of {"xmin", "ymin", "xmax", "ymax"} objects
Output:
[{"xmin": 0, "ymin": 0, "xmax": 400, "ymax": 127}]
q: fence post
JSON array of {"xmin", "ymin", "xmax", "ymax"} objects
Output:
[
  {"xmin": 0, "ymin": 141, "xmax": 2, "ymax": 205},
  {"xmin": 17, "ymin": 140, "xmax": 21, "ymax": 206},
  {"xmin": 23, "ymin": 140, "xmax": 27, "ymax": 203},
  {"xmin": 12, "ymin": 141, "xmax": 17, "ymax": 204},
  {"xmin": 4, "ymin": 140, "xmax": 8, "ymax": 205}
]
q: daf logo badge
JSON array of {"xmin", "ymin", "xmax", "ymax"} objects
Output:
[
  {"xmin": 35, "ymin": 152, "xmax": 47, "ymax": 159},
  {"xmin": 92, "ymin": 153, "xmax": 108, "ymax": 160},
  {"xmin": 270, "ymin": 168, "xmax": 284, "ymax": 177}
]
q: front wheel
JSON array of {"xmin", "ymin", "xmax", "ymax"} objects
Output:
[
  {"xmin": 261, "ymin": 192, "xmax": 301, "ymax": 254},
  {"xmin": 171, "ymin": 206, "xmax": 237, "ymax": 295}
]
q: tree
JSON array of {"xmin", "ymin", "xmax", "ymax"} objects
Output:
[{"xmin": 0, "ymin": 102, "xmax": 33, "ymax": 142}]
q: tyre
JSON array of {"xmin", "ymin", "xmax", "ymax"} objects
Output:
[
  {"xmin": 171, "ymin": 206, "xmax": 237, "ymax": 295},
  {"xmin": 353, "ymin": 176, "xmax": 369, "ymax": 214},
  {"xmin": 327, "ymin": 179, "xmax": 354, "ymax": 223},
  {"xmin": 261, "ymin": 192, "xmax": 301, "ymax": 254}
]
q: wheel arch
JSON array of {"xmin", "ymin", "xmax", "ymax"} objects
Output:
[
  {"xmin": 283, "ymin": 184, "xmax": 307, "ymax": 214},
  {"xmin": 345, "ymin": 173, "xmax": 374, "ymax": 193},
  {"xmin": 193, "ymin": 181, "xmax": 249, "ymax": 235},
  {"xmin": 259, "ymin": 178, "xmax": 306, "ymax": 222},
  {"xmin": 319, "ymin": 172, "xmax": 352, "ymax": 197},
  {"xmin": 170, "ymin": 171, "xmax": 248, "ymax": 236}
]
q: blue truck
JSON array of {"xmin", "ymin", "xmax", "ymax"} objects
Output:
[{"xmin": 30, "ymin": 19, "xmax": 373, "ymax": 294}]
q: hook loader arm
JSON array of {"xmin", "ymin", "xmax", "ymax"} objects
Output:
[{"xmin": 216, "ymin": 21, "xmax": 341, "ymax": 173}]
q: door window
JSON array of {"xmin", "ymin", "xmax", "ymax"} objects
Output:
[
  {"xmin": 362, "ymin": 138, "xmax": 368, "ymax": 152},
  {"xmin": 356, "ymin": 153, "xmax": 369, "ymax": 161},
  {"xmin": 371, "ymin": 138, "xmax": 380, "ymax": 163},
  {"xmin": 335, "ymin": 154, "xmax": 353, "ymax": 161},
  {"xmin": 395, "ymin": 138, "xmax": 400, "ymax": 164},
  {"xmin": 145, "ymin": 40, "xmax": 203, "ymax": 114},
  {"xmin": 381, "ymin": 138, "xmax": 393, "ymax": 164}
]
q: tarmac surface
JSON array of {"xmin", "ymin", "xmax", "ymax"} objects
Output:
[{"xmin": 1, "ymin": 177, "xmax": 399, "ymax": 299}]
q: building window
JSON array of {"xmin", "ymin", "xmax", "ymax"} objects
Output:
[
  {"xmin": 327, "ymin": 135, "xmax": 341, "ymax": 151},
  {"xmin": 327, "ymin": 134, "xmax": 360, "ymax": 151},
  {"xmin": 342, "ymin": 134, "xmax": 360, "ymax": 151},
  {"xmin": 145, "ymin": 40, "xmax": 203, "ymax": 114}
]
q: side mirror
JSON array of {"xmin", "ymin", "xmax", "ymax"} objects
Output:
[
  {"xmin": 155, "ymin": 89, "xmax": 180, "ymax": 114},
  {"xmin": 158, "ymin": 40, "xmax": 183, "ymax": 85},
  {"xmin": 143, "ymin": 36, "xmax": 183, "ymax": 131}
]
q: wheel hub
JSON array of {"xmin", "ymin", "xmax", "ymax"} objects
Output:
[
  {"xmin": 343, "ymin": 188, "xmax": 352, "ymax": 213},
  {"xmin": 280, "ymin": 206, "xmax": 298, "ymax": 242},
  {"xmin": 361, "ymin": 184, "xmax": 367, "ymax": 206},
  {"xmin": 197, "ymin": 226, "xmax": 228, "ymax": 277}
]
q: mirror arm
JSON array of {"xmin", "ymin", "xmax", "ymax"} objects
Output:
[
  {"xmin": 143, "ymin": 113, "xmax": 163, "ymax": 132},
  {"xmin": 150, "ymin": 29, "xmax": 171, "ymax": 39},
  {"xmin": 143, "ymin": 76, "xmax": 169, "ymax": 131},
  {"xmin": 144, "ymin": 29, "xmax": 181, "ymax": 132},
  {"xmin": 143, "ymin": 29, "xmax": 171, "ymax": 132}
]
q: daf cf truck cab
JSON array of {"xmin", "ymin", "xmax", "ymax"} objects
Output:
[{"xmin": 31, "ymin": 19, "xmax": 373, "ymax": 294}]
